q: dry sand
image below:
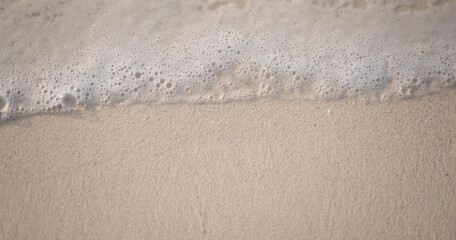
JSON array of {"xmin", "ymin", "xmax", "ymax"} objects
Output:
[{"xmin": 1, "ymin": 90, "xmax": 456, "ymax": 239}]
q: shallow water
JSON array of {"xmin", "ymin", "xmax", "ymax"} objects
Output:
[{"xmin": 1, "ymin": 0, "xmax": 455, "ymax": 121}]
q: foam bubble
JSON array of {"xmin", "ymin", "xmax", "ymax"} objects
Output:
[{"xmin": 61, "ymin": 93, "xmax": 77, "ymax": 109}]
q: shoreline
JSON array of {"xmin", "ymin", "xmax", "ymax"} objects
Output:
[{"xmin": 0, "ymin": 86, "xmax": 453, "ymax": 126}]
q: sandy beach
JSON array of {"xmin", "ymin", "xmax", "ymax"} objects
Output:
[
  {"xmin": 1, "ymin": 90, "xmax": 455, "ymax": 239},
  {"xmin": 1, "ymin": 0, "xmax": 456, "ymax": 239}
]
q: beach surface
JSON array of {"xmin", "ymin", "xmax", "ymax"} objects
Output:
[{"xmin": 1, "ymin": 90, "xmax": 455, "ymax": 239}]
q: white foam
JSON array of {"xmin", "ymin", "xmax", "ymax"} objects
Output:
[{"xmin": 1, "ymin": 0, "xmax": 455, "ymax": 120}]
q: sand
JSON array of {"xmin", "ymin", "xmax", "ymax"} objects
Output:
[{"xmin": 1, "ymin": 90, "xmax": 455, "ymax": 239}]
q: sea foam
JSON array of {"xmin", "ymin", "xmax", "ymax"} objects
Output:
[{"xmin": 0, "ymin": 0, "xmax": 455, "ymax": 120}]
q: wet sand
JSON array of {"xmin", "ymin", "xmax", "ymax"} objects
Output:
[{"xmin": 1, "ymin": 90, "xmax": 456, "ymax": 239}]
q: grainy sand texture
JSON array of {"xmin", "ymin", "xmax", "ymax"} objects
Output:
[{"xmin": 1, "ymin": 90, "xmax": 455, "ymax": 239}]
